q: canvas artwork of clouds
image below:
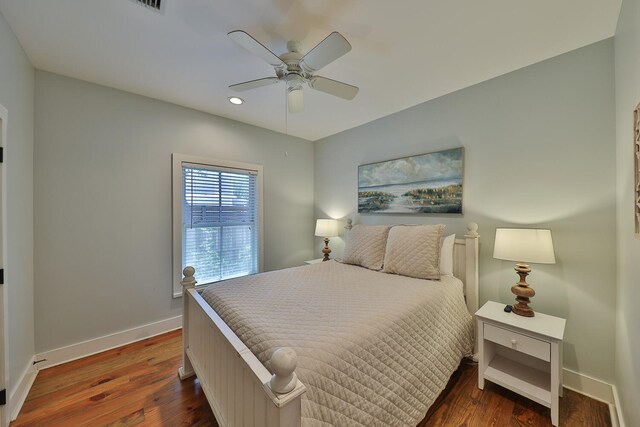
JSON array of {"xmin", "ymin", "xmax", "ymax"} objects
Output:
[{"xmin": 358, "ymin": 148, "xmax": 463, "ymax": 214}]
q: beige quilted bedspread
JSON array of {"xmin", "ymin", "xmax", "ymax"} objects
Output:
[{"xmin": 201, "ymin": 260, "xmax": 473, "ymax": 426}]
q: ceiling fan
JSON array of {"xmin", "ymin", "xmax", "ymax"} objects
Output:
[{"xmin": 228, "ymin": 30, "xmax": 359, "ymax": 113}]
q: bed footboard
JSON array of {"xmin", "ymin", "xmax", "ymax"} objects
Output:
[{"xmin": 179, "ymin": 267, "xmax": 306, "ymax": 427}]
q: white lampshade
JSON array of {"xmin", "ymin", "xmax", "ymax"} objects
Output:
[
  {"xmin": 315, "ymin": 219, "xmax": 339, "ymax": 237},
  {"xmin": 493, "ymin": 228, "xmax": 556, "ymax": 264}
]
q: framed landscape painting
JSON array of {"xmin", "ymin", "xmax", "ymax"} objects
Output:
[{"xmin": 358, "ymin": 147, "xmax": 464, "ymax": 214}]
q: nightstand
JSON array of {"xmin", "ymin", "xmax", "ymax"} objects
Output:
[
  {"xmin": 304, "ymin": 258, "xmax": 324, "ymax": 265},
  {"xmin": 476, "ymin": 301, "xmax": 566, "ymax": 426}
]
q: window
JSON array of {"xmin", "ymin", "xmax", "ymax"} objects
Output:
[{"xmin": 172, "ymin": 154, "xmax": 263, "ymax": 297}]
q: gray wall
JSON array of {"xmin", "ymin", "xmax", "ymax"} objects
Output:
[
  {"xmin": 614, "ymin": 0, "xmax": 640, "ymax": 424},
  {"xmin": 34, "ymin": 71, "xmax": 314, "ymax": 353},
  {"xmin": 314, "ymin": 40, "xmax": 617, "ymax": 382},
  {"xmin": 0, "ymin": 11, "xmax": 35, "ymax": 400}
]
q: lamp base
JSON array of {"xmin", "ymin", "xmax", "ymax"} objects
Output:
[
  {"xmin": 511, "ymin": 263, "xmax": 535, "ymax": 317},
  {"xmin": 322, "ymin": 237, "xmax": 331, "ymax": 261},
  {"xmin": 511, "ymin": 294, "xmax": 535, "ymax": 317}
]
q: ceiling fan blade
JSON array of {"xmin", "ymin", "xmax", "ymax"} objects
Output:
[
  {"xmin": 308, "ymin": 76, "xmax": 358, "ymax": 100},
  {"xmin": 229, "ymin": 77, "xmax": 280, "ymax": 92},
  {"xmin": 228, "ymin": 30, "xmax": 285, "ymax": 68},
  {"xmin": 300, "ymin": 32, "xmax": 351, "ymax": 72}
]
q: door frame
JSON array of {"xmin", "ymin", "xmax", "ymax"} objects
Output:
[{"xmin": 0, "ymin": 103, "xmax": 8, "ymax": 427}]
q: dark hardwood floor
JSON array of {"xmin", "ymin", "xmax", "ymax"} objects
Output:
[{"xmin": 11, "ymin": 330, "xmax": 611, "ymax": 426}]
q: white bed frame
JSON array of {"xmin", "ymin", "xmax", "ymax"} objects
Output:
[{"xmin": 178, "ymin": 222, "xmax": 479, "ymax": 427}]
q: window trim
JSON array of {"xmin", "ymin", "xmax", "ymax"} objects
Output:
[{"xmin": 172, "ymin": 153, "xmax": 264, "ymax": 298}]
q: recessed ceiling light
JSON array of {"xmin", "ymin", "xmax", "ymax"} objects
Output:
[{"xmin": 228, "ymin": 96, "xmax": 244, "ymax": 105}]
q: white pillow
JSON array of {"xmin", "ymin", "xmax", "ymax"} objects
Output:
[
  {"xmin": 382, "ymin": 224, "xmax": 445, "ymax": 280},
  {"xmin": 440, "ymin": 234, "xmax": 455, "ymax": 277}
]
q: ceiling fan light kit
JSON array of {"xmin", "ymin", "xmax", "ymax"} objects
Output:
[
  {"xmin": 286, "ymin": 73, "xmax": 304, "ymax": 113},
  {"xmin": 287, "ymin": 87, "xmax": 304, "ymax": 113},
  {"xmin": 228, "ymin": 30, "xmax": 358, "ymax": 113}
]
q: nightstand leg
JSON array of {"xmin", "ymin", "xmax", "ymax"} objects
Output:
[
  {"xmin": 478, "ymin": 333, "xmax": 485, "ymax": 389},
  {"xmin": 559, "ymin": 342, "xmax": 563, "ymax": 398},
  {"xmin": 551, "ymin": 342, "xmax": 560, "ymax": 426}
]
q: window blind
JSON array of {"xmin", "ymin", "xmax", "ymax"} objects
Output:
[{"xmin": 182, "ymin": 164, "xmax": 258, "ymax": 285}]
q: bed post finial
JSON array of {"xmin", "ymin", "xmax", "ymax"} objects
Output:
[
  {"xmin": 345, "ymin": 218, "xmax": 353, "ymax": 231},
  {"xmin": 466, "ymin": 222, "xmax": 479, "ymax": 238},
  {"xmin": 181, "ymin": 266, "xmax": 197, "ymax": 289},
  {"xmin": 269, "ymin": 347, "xmax": 299, "ymax": 394}
]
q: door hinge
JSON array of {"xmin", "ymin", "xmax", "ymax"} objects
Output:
[
  {"xmin": 0, "ymin": 268, "xmax": 3, "ymax": 285},
  {"xmin": 0, "ymin": 389, "xmax": 5, "ymax": 405},
  {"xmin": 0, "ymin": 147, "xmax": 3, "ymax": 163}
]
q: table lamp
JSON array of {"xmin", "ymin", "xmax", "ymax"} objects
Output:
[
  {"xmin": 315, "ymin": 219, "xmax": 339, "ymax": 261},
  {"xmin": 493, "ymin": 228, "xmax": 556, "ymax": 317}
]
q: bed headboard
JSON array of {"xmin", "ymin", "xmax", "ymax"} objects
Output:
[{"xmin": 344, "ymin": 220, "xmax": 480, "ymax": 314}]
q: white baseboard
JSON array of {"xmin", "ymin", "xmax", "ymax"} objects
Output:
[
  {"xmin": 562, "ymin": 368, "xmax": 614, "ymax": 403},
  {"xmin": 36, "ymin": 316, "xmax": 182, "ymax": 370},
  {"xmin": 611, "ymin": 385, "xmax": 626, "ymax": 427},
  {"xmin": 9, "ymin": 355, "xmax": 38, "ymax": 422},
  {"xmin": 562, "ymin": 368, "xmax": 626, "ymax": 427}
]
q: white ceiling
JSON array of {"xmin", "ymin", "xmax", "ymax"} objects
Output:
[{"xmin": 0, "ymin": 0, "xmax": 621, "ymax": 141}]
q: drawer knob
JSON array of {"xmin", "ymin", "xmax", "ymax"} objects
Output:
[{"xmin": 511, "ymin": 338, "xmax": 518, "ymax": 348}]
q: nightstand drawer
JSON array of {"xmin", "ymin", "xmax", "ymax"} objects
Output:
[{"xmin": 484, "ymin": 323, "xmax": 550, "ymax": 362}]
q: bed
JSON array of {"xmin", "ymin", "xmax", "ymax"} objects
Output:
[{"xmin": 178, "ymin": 222, "xmax": 479, "ymax": 427}]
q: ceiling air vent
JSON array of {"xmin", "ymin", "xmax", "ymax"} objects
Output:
[{"xmin": 131, "ymin": 0, "xmax": 165, "ymax": 13}]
